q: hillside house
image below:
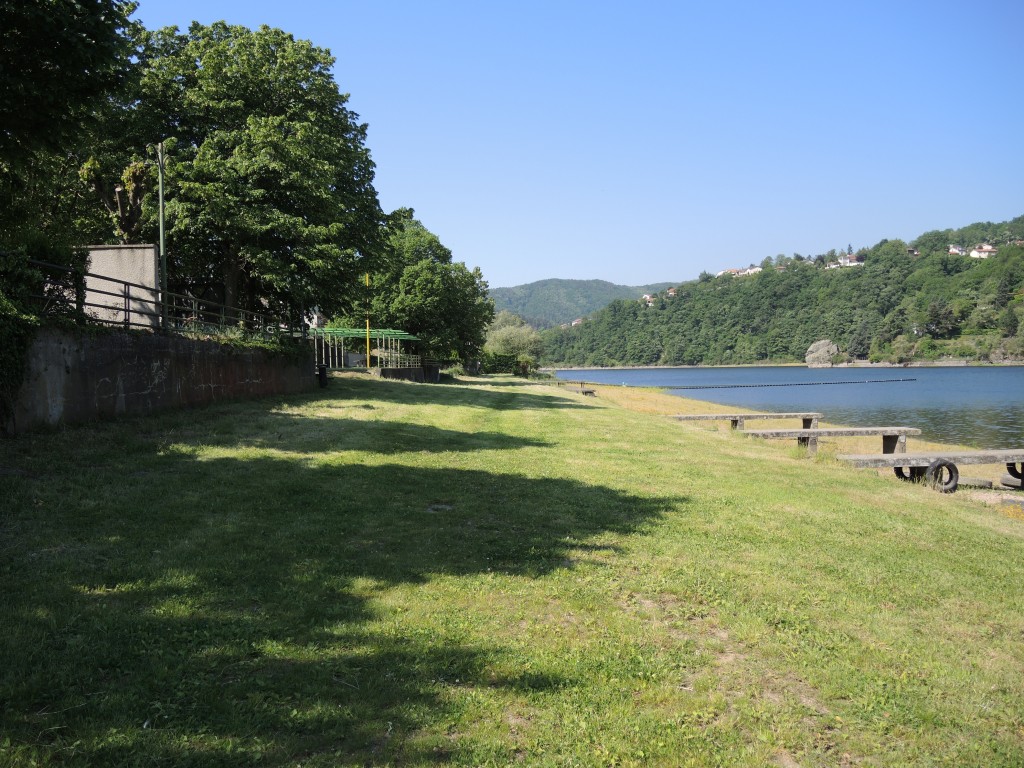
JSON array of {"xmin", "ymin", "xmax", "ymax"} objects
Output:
[
  {"xmin": 969, "ymin": 244, "xmax": 998, "ymax": 259},
  {"xmin": 948, "ymin": 245, "xmax": 966, "ymax": 256},
  {"xmin": 715, "ymin": 266, "xmax": 763, "ymax": 278},
  {"xmin": 826, "ymin": 254, "xmax": 864, "ymax": 270}
]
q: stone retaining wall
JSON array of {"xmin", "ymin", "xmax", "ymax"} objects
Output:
[{"xmin": 4, "ymin": 329, "xmax": 314, "ymax": 434}]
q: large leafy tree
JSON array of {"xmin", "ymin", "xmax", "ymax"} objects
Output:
[
  {"xmin": 0, "ymin": 0, "xmax": 135, "ymax": 166},
  {"xmin": 364, "ymin": 211, "xmax": 494, "ymax": 360},
  {"xmin": 485, "ymin": 311, "xmax": 543, "ymax": 358},
  {"xmin": 483, "ymin": 311, "xmax": 544, "ymax": 375},
  {"xmin": 89, "ymin": 21, "xmax": 390, "ymax": 317},
  {"xmin": 1, "ymin": 0, "xmax": 135, "ymax": 321},
  {"xmin": 1, "ymin": 0, "xmax": 135, "ymax": 249}
]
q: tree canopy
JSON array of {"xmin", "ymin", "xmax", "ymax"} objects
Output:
[
  {"xmin": 360, "ymin": 211, "xmax": 494, "ymax": 360},
  {"xmin": 88, "ymin": 21, "xmax": 390, "ymax": 317},
  {"xmin": 1, "ymin": 0, "xmax": 136, "ymax": 316},
  {"xmin": 485, "ymin": 311, "xmax": 543, "ymax": 357},
  {"xmin": 2, "ymin": 12, "xmax": 499, "ymax": 354},
  {"xmin": 0, "ymin": 0, "xmax": 135, "ymax": 166},
  {"xmin": 482, "ymin": 311, "xmax": 544, "ymax": 375}
]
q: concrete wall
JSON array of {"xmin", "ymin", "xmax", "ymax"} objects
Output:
[
  {"xmin": 5, "ymin": 329, "xmax": 315, "ymax": 434},
  {"xmin": 85, "ymin": 244, "xmax": 160, "ymax": 329},
  {"xmin": 375, "ymin": 367, "xmax": 426, "ymax": 383}
]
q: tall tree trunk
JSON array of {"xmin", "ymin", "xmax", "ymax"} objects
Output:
[{"xmin": 223, "ymin": 255, "xmax": 242, "ymax": 322}]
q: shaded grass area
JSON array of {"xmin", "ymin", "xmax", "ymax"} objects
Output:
[{"xmin": 1, "ymin": 374, "xmax": 1023, "ymax": 766}]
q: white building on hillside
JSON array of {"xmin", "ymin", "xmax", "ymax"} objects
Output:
[{"xmin": 969, "ymin": 244, "xmax": 998, "ymax": 259}]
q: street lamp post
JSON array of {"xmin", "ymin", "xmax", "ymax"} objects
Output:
[
  {"xmin": 365, "ymin": 272, "xmax": 371, "ymax": 368},
  {"xmin": 155, "ymin": 141, "xmax": 167, "ymax": 330}
]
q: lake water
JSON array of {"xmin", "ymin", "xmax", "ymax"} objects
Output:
[{"xmin": 554, "ymin": 366, "xmax": 1024, "ymax": 449}]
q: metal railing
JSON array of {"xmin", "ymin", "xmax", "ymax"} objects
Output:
[
  {"xmin": 376, "ymin": 351, "xmax": 422, "ymax": 369},
  {"xmin": 309, "ymin": 327, "xmax": 423, "ymax": 369},
  {"xmin": 25, "ymin": 259, "xmax": 299, "ymax": 340}
]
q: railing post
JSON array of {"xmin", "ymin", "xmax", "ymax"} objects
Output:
[
  {"xmin": 124, "ymin": 284, "xmax": 131, "ymax": 330},
  {"xmin": 74, "ymin": 264, "xmax": 86, "ymax": 324}
]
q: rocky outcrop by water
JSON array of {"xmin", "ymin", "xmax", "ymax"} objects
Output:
[{"xmin": 805, "ymin": 339, "xmax": 839, "ymax": 368}]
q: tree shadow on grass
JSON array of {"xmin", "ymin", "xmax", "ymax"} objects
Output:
[
  {"xmin": 159, "ymin": 412, "xmax": 554, "ymax": 456},
  {"xmin": 324, "ymin": 375, "xmax": 594, "ymax": 411},
  {"xmin": 1, "ymin": 446, "xmax": 682, "ymax": 765}
]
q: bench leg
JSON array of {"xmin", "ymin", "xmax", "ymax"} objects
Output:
[
  {"xmin": 882, "ymin": 434, "xmax": 906, "ymax": 454},
  {"xmin": 731, "ymin": 418, "xmax": 743, "ymax": 430},
  {"xmin": 798, "ymin": 435, "xmax": 818, "ymax": 455},
  {"xmin": 802, "ymin": 417, "xmax": 817, "ymax": 429}
]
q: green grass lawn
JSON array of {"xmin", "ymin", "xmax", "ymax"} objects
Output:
[{"xmin": 2, "ymin": 374, "xmax": 1022, "ymax": 767}]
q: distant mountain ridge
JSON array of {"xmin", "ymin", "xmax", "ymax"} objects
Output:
[{"xmin": 490, "ymin": 278, "xmax": 676, "ymax": 328}]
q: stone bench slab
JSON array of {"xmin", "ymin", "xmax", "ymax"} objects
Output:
[
  {"xmin": 744, "ymin": 427, "xmax": 921, "ymax": 438},
  {"xmin": 675, "ymin": 412, "xmax": 822, "ymax": 429},
  {"xmin": 838, "ymin": 449, "xmax": 1024, "ymax": 469},
  {"xmin": 746, "ymin": 426, "xmax": 921, "ymax": 455}
]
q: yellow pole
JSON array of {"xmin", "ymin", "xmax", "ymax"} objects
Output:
[{"xmin": 365, "ymin": 273, "xmax": 371, "ymax": 369}]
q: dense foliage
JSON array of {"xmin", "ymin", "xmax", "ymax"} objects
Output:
[
  {"xmin": 542, "ymin": 217, "xmax": 1024, "ymax": 367},
  {"xmin": 82, "ymin": 21, "xmax": 391, "ymax": 318},
  {"xmin": 1, "ymin": 0, "xmax": 134, "ymax": 260},
  {"xmin": 0, "ymin": 0, "xmax": 135, "ymax": 163},
  {"xmin": 483, "ymin": 311, "xmax": 544, "ymax": 374},
  {"xmin": 343, "ymin": 210, "xmax": 494, "ymax": 361},
  {"xmin": 2, "ymin": 11, "xmax": 495, "ymax": 346},
  {"xmin": 490, "ymin": 279, "xmax": 675, "ymax": 328}
]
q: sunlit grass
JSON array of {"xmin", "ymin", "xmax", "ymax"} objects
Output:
[
  {"xmin": 589, "ymin": 380, "xmax": 1020, "ymax": 487},
  {"xmin": 1, "ymin": 373, "xmax": 1022, "ymax": 766}
]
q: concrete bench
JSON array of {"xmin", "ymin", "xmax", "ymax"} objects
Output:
[
  {"xmin": 559, "ymin": 381, "xmax": 596, "ymax": 396},
  {"xmin": 674, "ymin": 412, "xmax": 822, "ymax": 430},
  {"xmin": 838, "ymin": 449, "xmax": 1024, "ymax": 493},
  {"xmin": 744, "ymin": 426, "xmax": 921, "ymax": 455}
]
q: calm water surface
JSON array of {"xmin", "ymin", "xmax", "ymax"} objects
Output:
[{"xmin": 555, "ymin": 366, "xmax": 1024, "ymax": 448}]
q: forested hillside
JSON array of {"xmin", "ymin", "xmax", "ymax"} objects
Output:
[
  {"xmin": 542, "ymin": 216, "xmax": 1024, "ymax": 366},
  {"xmin": 490, "ymin": 279, "xmax": 675, "ymax": 328}
]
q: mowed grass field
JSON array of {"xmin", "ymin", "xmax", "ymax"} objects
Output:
[{"xmin": 1, "ymin": 373, "xmax": 1022, "ymax": 767}]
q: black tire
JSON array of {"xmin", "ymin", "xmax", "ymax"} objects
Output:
[
  {"xmin": 1007, "ymin": 462, "xmax": 1023, "ymax": 480},
  {"xmin": 926, "ymin": 459, "xmax": 959, "ymax": 493},
  {"xmin": 894, "ymin": 466, "xmax": 926, "ymax": 481}
]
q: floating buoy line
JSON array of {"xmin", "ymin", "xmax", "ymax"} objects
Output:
[{"xmin": 659, "ymin": 378, "xmax": 917, "ymax": 390}]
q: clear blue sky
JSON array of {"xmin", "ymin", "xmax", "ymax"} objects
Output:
[{"xmin": 132, "ymin": 0, "xmax": 1024, "ymax": 288}]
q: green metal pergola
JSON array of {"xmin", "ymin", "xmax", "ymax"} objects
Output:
[{"xmin": 309, "ymin": 327, "xmax": 421, "ymax": 369}]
